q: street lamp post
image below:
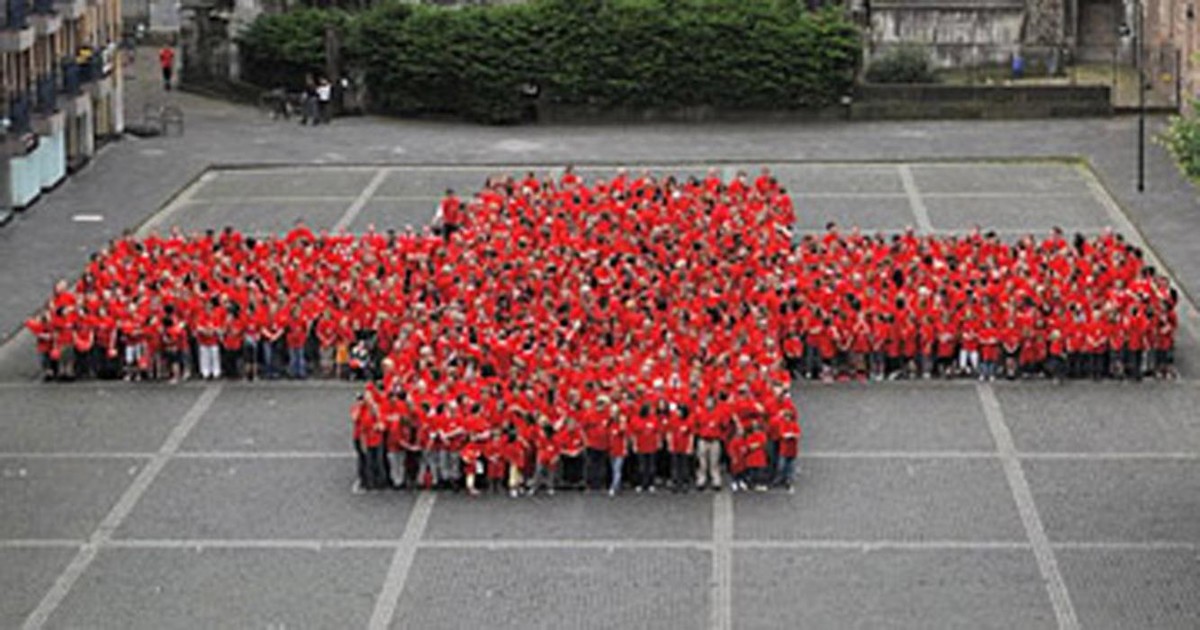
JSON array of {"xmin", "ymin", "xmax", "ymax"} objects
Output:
[{"xmin": 1135, "ymin": 0, "xmax": 1145, "ymax": 192}]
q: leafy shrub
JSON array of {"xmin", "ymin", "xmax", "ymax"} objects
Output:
[
  {"xmin": 240, "ymin": 0, "xmax": 861, "ymax": 123},
  {"xmin": 237, "ymin": 7, "xmax": 353, "ymax": 90},
  {"xmin": 1161, "ymin": 100, "xmax": 1200, "ymax": 181},
  {"xmin": 865, "ymin": 44, "xmax": 936, "ymax": 84}
]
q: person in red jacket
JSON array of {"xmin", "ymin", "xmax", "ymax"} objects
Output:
[{"xmin": 631, "ymin": 405, "xmax": 661, "ymax": 493}]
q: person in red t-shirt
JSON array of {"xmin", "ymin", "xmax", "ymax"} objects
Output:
[
  {"xmin": 195, "ymin": 305, "xmax": 222, "ymax": 380},
  {"xmin": 631, "ymin": 405, "xmax": 661, "ymax": 493},
  {"xmin": 694, "ymin": 397, "xmax": 726, "ymax": 491},
  {"xmin": 744, "ymin": 421, "xmax": 769, "ymax": 492},
  {"xmin": 285, "ymin": 309, "xmax": 309, "ymax": 380},
  {"xmin": 666, "ymin": 405, "xmax": 695, "ymax": 493},
  {"xmin": 158, "ymin": 45, "xmax": 175, "ymax": 91},
  {"xmin": 25, "ymin": 312, "xmax": 56, "ymax": 381},
  {"xmin": 530, "ymin": 420, "xmax": 561, "ymax": 496},
  {"xmin": 581, "ymin": 399, "xmax": 610, "ymax": 492},
  {"xmin": 771, "ymin": 408, "xmax": 801, "ymax": 492},
  {"xmin": 606, "ymin": 407, "xmax": 628, "ymax": 496},
  {"xmin": 437, "ymin": 189, "xmax": 464, "ymax": 238},
  {"xmin": 727, "ymin": 425, "xmax": 748, "ymax": 492}
]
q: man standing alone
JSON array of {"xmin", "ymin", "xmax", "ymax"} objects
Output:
[{"xmin": 158, "ymin": 44, "xmax": 175, "ymax": 91}]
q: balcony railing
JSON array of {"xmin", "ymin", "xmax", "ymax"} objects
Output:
[
  {"xmin": 34, "ymin": 72, "xmax": 56, "ymax": 115},
  {"xmin": 6, "ymin": 92, "xmax": 32, "ymax": 134},
  {"xmin": 60, "ymin": 56, "xmax": 80, "ymax": 95},
  {"xmin": 78, "ymin": 52, "xmax": 103, "ymax": 83},
  {"xmin": 4, "ymin": 0, "xmax": 30, "ymax": 29}
]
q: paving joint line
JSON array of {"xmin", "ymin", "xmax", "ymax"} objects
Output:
[
  {"xmin": 3, "ymin": 537, "xmax": 1198, "ymax": 552},
  {"xmin": 334, "ymin": 168, "xmax": 391, "ymax": 233},
  {"xmin": 977, "ymin": 383, "xmax": 1080, "ymax": 630},
  {"xmin": 137, "ymin": 170, "xmax": 219, "ymax": 237},
  {"xmin": 897, "ymin": 164, "xmax": 935, "ymax": 234},
  {"xmin": 367, "ymin": 491, "xmax": 436, "ymax": 630},
  {"xmin": 4, "ymin": 449, "xmax": 1200, "ymax": 461},
  {"xmin": 19, "ymin": 385, "xmax": 222, "ymax": 630},
  {"xmin": 711, "ymin": 491, "xmax": 733, "ymax": 630}
]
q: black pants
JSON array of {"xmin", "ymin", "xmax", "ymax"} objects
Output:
[
  {"xmin": 162, "ymin": 67, "xmax": 172, "ymax": 90},
  {"xmin": 354, "ymin": 439, "xmax": 369, "ymax": 489},
  {"xmin": 637, "ymin": 453, "xmax": 656, "ymax": 489},
  {"xmin": 584, "ymin": 448, "xmax": 608, "ymax": 490},
  {"xmin": 670, "ymin": 453, "xmax": 691, "ymax": 490},
  {"xmin": 561, "ymin": 455, "xmax": 583, "ymax": 487},
  {"xmin": 366, "ymin": 444, "xmax": 388, "ymax": 490}
]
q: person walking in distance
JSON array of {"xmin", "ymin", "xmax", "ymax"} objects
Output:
[
  {"xmin": 316, "ymin": 77, "xmax": 333, "ymax": 124},
  {"xmin": 158, "ymin": 44, "xmax": 175, "ymax": 91}
]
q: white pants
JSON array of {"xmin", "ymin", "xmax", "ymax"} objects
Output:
[
  {"xmin": 199, "ymin": 344, "xmax": 221, "ymax": 378},
  {"xmin": 958, "ymin": 349, "xmax": 979, "ymax": 373},
  {"xmin": 696, "ymin": 439, "xmax": 722, "ymax": 487}
]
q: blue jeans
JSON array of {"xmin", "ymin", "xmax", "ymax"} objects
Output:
[
  {"xmin": 609, "ymin": 456, "xmax": 624, "ymax": 492},
  {"xmin": 774, "ymin": 456, "xmax": 796, "ymax": 486},
  {"xmin": 288, "ymin": 347, "xmax": 307, "ymax": 379},
  {"xmin": 262, "ymin": 341, "xmax": 278, "ymax": 379}
]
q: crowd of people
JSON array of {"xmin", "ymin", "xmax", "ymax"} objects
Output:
[{"xmin": 25, "ymin": 166, "xmax": 1180, "ymax": 493}]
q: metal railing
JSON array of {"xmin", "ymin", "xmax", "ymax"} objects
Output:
[
  {"xmin": 32, "ymin": 0, "xmax": 52, "ymax": 13},
  {"xmin": 78, "ymin": 52, "xmax": 104, "ymax": 83},
  {"xmin": 60, "ymin": 56, "xmax": 80, "ymax": 95},
  {"xmin": 6, "ymin": 92, "xmax": 32, "ymax": 134},
  {"xmin": 3, "ymin": 0, "xmax": 29, "ymax": 29},
  {"xmin": 34, "ymin": 72, "xmax": 56, "ymax": 115}
]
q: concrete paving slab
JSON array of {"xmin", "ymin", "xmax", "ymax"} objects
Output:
[
  {"xmin": 47, "ymin": 547, "xmax": 388, "ymax": 629},
  {"xmin": 423, "ymin": 492, "xmax": 712, "ymax": 541},
  {"xmin": 181, "ymin": 386, "xmax": 354, "ymax": 453},
  {"xmin": 1059, "ymin": 549, "xmax": 1200, "ymax": 630},
  {"xmin": 910, "ymin": 164, "xmax": 1093, "ymax": 195},
  {"xmin": 996, "ymin": 384, "xmax": 1200, "ymax": 453},
  {"xmin": 373, "ymin": 169, "xmax": 494, "ymax": 198},
  {"xmin": 1026, "ymin": 460, "xmax": 1200, "ymax": 542},
  {"xmin": 0, "ymin": 548, "xmax": 78, "ymax": 629},
  {"xmin": 114, "ymin": 458, "xmax": 412, "ymax": 540},
  {"xmin": 771, "ymin": 164, "xmax": 906, "ymax": 194},
  {"xmin": 0, "ymin": 457, "xmax": 140, "ymax": 539},
  {"xmin": 924, "ymin": 195, "xmax": 1109, "ymax": 232},
  {"xmin": 393, "ymin": 547, "xmax": 709, "ymax": 630},
  {"xmin": 733, "ymin": 458, "xmax": 1024, "ymax": 542},
  {"xmin": 348, "ymin": 197, "xmax": 440, "ymax": 232},
  {"xmin": 794, "ymin": 196, "xmax": 917, "ymax": 231},
  {"xmin": 733, "ymin": 548, "xmax": 1056, "ymax": 630},
  {"xmin": 0, "ymin": 386, "xmax": 200, "ymax": 453},
  {"xmin": 193, "ymin": 168, "xmax": 378, "ymax": 199},
  {"xmin": 792, "ymin": 384, "xmax": 994, "ymax": 453},
  {"xmin": 168, "ymin": 199, "xmax": 349, "ymax": 234}
]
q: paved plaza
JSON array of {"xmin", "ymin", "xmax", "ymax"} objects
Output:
[{"xmin": 1, "ymin": 158, "xmax": 1200, "ymax": 629}]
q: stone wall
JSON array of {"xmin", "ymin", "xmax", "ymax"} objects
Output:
[{"xmin": 869, "ymin": 0, "xmax": 1029, "ymax": 67}]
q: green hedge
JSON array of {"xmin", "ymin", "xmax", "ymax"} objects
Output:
[{"xmin": 240, "ymin": 0, "xmax": 861, "ymax": 123}]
